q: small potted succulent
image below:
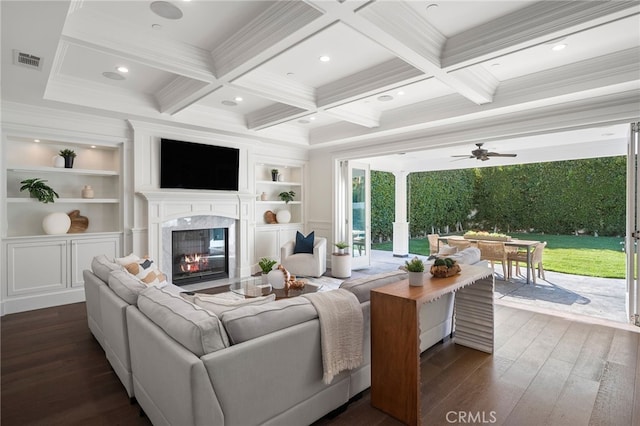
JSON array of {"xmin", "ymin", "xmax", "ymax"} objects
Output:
[
  {"xmin": 20, "ymin": 178, "xmax": 59, "ymax": 203},
  {"xmin": 334, "ymin": 241, "xmax": 350, "ymax": 255},
  {"xmin": 59, "ymin": 149, "xmax": 76, "ymax": 168},
  {"xmin": 258, "ymin": 257, "xmax": 278, "ymax": 284},
  {"xmin": 405, "ymin": 256, "xmax": 425, "ymax": 286}
]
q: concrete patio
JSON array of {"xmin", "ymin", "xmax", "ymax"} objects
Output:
[{"xmin": 351, "ymin": 250, "xmax": 629, "ymax": 326}]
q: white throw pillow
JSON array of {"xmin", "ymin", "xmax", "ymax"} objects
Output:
[
  {"xmin": 193, "ymin": 292, "xmax": 276, "ymax": 316},
  {"xmin": 439, "ymin": 245, "xmax": 457, "ymax": 255}
]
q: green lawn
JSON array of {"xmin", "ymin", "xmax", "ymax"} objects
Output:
[{"xmin": 372, "ymin": 233, "xmax": 627, "ymax": 279}]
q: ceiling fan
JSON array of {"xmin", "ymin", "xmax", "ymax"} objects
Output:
[{"xmin": 452, "ymin": 143, "xmax": 517, "ymax": 161}]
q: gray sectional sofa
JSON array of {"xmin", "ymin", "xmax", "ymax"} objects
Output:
[{"xmin": 83, "ymin": 247, "xmax": 488, "ymax": 425}]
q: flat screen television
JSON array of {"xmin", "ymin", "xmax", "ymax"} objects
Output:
[{"xmin": 160, "ymin": 138, "xmax": 239, "ymax": 191}]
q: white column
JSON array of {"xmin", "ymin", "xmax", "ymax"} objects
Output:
[{"xmin": 392, "ymin": 171, "xmax": 409, "ymax": 257}]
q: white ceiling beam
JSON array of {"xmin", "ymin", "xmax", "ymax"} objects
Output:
[
  {"xmin": 324, "ymin": 105, "xmax": 381, "ymax": 128},
  {"xmin": 231, "ymin": 70, "xmax": 316, "ymax": 111},
  {"xmin": 442, "ymin": 1, "xmax": 640, "ymax": 70},
  {"xmin": 156, "ymin": 77, "xmax": 220, "ymax": 115},
  {"xmin": 247, "ymin": 104, "xmax": 309, "ymax": 130}
]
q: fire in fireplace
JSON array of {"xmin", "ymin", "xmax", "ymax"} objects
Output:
[{"xmin": 172, "ymin": 228, "xmax": 228, "ymax": 285}]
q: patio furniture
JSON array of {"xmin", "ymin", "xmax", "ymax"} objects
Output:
[
  {"xmin": 508, "ymin": 241, "xmax": 547, "ymax": 284},
  {"xmin": 477, "ymin": 240, "xmax": 508, "ymax": 280},
  {"xmin": 427, "ymin": 234, "xmax": 439, "ymax": 255},
  {"xmin": 448, "ymin": 238, "xmax": 473, "ymax": 252}
]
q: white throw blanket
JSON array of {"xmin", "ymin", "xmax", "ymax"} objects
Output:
[{"xmin": 303, "ymin": 289, "xmax": 364, "ymax": 384}]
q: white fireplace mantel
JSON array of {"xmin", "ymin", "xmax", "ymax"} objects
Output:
[{"xmin": 137, "ymin": 190, "xmax": 255, "ymax": 279}]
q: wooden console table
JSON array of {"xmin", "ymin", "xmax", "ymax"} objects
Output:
[{"xmin": 370, "ymin": 265, "xmax": 494, "ymax": 425}]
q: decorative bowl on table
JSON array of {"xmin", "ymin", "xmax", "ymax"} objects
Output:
[{"xmin": 430, "ymin": 257, "xmax": 461, "ymax": 278}]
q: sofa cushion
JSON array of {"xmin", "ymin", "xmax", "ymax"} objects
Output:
[
  {"xmin": 91, "ymin": 255, "xmax": 123, "ymax": 283},
  {"xmin": 193, "ymin": 292, "xmax": 276, "ymax": 316},
  {"xmin": 108, "ymin": 270, "xmax": 147, "ymax": 305},
  {"xmin": 137, "ymin": 286, "xmax": 229, "ymax": 356},
  {"xmin": 339, "ymin": 270, "xmax": 408, "ymax": 303},
  {"xmin": 294, "ymin": 231, "xmax": 314, "ymax": 254},
  {"xmin": 222, "ymin": 298, "xmax": 318, "ymax": 344}
]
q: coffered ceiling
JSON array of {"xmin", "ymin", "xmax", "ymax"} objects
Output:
[{"xmin": 2, "ymin": 0, "xmax": 639, "ymax": 163}]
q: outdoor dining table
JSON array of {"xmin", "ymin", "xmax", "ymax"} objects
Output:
[{"xmin": 439, "ymin": 236, "xmax": 541, "ymax": 284}]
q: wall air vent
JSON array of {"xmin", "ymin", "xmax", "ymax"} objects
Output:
[{"xmin": 13, "ymin": 50, "xmax": 42, "ymax": 70}]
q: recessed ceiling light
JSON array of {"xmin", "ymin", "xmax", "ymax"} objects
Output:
[
  {"xmin": 309, "ymin": 116, "xmax": 316, "ymax": 121},
  {"xmin": 116, "ymin": 66, "xmax": 129, "ymax": 73},
  {"xmin": 150, "ymin": 1, "xmax": 183, "ymax": 20},
  {"xmin": 221, "ymin": 100, "xmax": 237, "ymax": 107},
  {"xmin": 152, "ymin": 23, "xmax": 162, "ymax": 30},
  {"xmin": 426, "ymin": 3, "xmax": 439, "ymax": 12},
  {"xmin": 397, "ymin": 91, "xmax": 405, "ymax": 96},
  {"xmin": 234, "ymin": 96, "xmax": 243, "ymax": 102},
  {"xmin": 377, "ymin": 95, "xmax": 394, "ymax": 102},
  {"xmin": 286, "ymin": 72, "xmax": 295, "ymax": 77},
  {"xmin": 552, "ymin": 44, "xmax": 567, "ymax": 51},
  {"xmin": 90, "ymin": 145, "xmax": 97, "ymax": 148},
  {"xmin": 34, "ymin": 139, "xmax": 40, "ymax": 142},
  {"xmin": 102, "ymin": 71, "xmax": 125, "ymax": 80},
  {"xmin": 319, "ymin": 55, "xmax": 331, "ymax": 62}
]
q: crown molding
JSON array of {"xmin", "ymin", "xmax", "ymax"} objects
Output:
[
  {"xmin": 211, "ymin": 1, "xmax": 324, "ymax": 79},
  {"xmin": 317, "ymin": 58, "xmax": 425, "ymax": 108},
  {"xmin": 156, "ymin": 77, "xmax": 218, "ymax": 115},
  {"xmin": 1, "ymin": 101, "xmax": 128, "ymax": 142},
  {"xmin": 443, "ymin": 1, "xmax": 640, "ymax": 69}
]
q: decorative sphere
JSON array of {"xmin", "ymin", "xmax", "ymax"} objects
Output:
[
  {"xmin": 267, "ymin": 269, "xmax": 285, "ymax": 289},
  {"xmin": 42, "ymin": 212, "xmax": 71, "ymax": 235},
  {"xmin": 276, "ymin": 209, "xmax": 291, "ymax": 224}
]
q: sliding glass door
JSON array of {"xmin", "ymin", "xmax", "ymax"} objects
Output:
[{"xmin": 627, "ymin": 122, "xmax": 640, "ymax": 325}]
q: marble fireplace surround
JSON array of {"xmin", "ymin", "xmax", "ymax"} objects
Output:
[{"xmin": 138, "ymin": 191, "xmax": 253, "ymax": 284}]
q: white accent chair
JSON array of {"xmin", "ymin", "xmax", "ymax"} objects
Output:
[{"xmin": 280, "ymin": 237, "xmax": 327, "ymax": 277}]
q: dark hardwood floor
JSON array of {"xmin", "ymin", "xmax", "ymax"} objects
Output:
[{"xmin": 2, "ymin": 302, "xmax": 639, "ymax": 425}]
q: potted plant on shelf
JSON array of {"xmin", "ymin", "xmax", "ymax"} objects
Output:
[
  {"xmin": 258, "ymin": 257, "xmax": 278, "ymax": 284},
  {"xmin": 405, "ymin": 256, "xmax": 425, "ymax": 286},
  {"xmin": 334, "ymin": 241, "xmax": 350, "ymax": 255},
  {"xmin": 276, "ymin": 191, "xmax": 295, "ymax": 223},
  {"xmin": 271, "ymin": 169, "xmax": 279, "ymax": 182},
  {"xmin": 19, "ymin": 178, "xmax": 59, "ymax": 203},
  {"xmin": 59, "ymin": 149, "xmax": 76, "ymax": 168}
]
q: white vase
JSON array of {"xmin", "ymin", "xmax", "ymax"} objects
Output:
[
  {"xmin": 82, "ymin": 185, "xmax": 94, "ymax": 199},
  {"xmin": 52, "ymin": 155, "xmax": 65, "ymax": 168},
  {"xmin": 42, "ymin": 212, "xmax": 71, "ymax": 235},
  {"xmin": 276, "ymin": 209, "xmax": 291, "ymax": 224},
  {"xmin": 267, "ymin": 269, "xmax": 285, "ymax": 289},
  {"xmin": 408, "ymin": 271, "xmax": 424, "ymax": 287},
  {"xmin": 260, "ymin": 192, "xmax": 267, "ymax": 201}
]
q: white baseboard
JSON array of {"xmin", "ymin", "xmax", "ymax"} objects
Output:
[{"xmin": 1, "ymin": 288, "xmax": 86, "ymax": 316}]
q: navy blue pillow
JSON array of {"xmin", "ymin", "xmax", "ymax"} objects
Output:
[{"xmin": 294, "ymin": 231, "xmax": 315, "ymax": 254}]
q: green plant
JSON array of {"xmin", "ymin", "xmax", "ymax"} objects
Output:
[
  {"xmin": 19, "ymin": 178, "xmax": 59, "ymax": 203},
  {"xmin": 271, "ymin": 169, "xmax": 279, "ymax": 175},
  {"xmin": 278, "ymin": 190, "xmax": 295, "ymax": 204},
  {"xmin": 59, "ymin": 149, "xmax": 76, "ymax": 158},
  {"xmin": 405, "ymin": 256, "xmax": 424, "ymax": 272},
  {"xmin": 258, "ymin": 257, "xmax": 278, "ymax": 274},
  {"xmin": 335, "ymin": 241, "xmax": 350, "ymax": 250}
]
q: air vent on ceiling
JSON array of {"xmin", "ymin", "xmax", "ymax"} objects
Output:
[{"xmin": 13, "ymin": 50, "xmax": 42, "ymax": 70}]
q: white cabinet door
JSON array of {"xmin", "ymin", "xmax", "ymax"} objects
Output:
[
  {"xmin": 6, "ymin": 240, "xmax": 68, "ymax": 295},
  {"xmin": 70, "ymin": 237, "xmax": 120, "ymax": 287}
]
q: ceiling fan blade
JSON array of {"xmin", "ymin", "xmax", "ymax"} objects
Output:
[
  {"xmin": 451, "ymin": 154, "xmax": 474, "ymax": 158},
  {"xmin": 486, "ymin": 152, "xmax": 517, "ymax": 157}
]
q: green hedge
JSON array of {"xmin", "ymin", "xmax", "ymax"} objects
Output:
[{"xmin": 370, "ymin": 156, "xmax": 626, "ymax": 239}]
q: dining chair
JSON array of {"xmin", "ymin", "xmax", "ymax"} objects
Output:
[
  {"xmin": 476, "ymin": 240, "xmax": 508, "ymax": 280},
  {"xmin": 448, "ymin": 238, "xmax": 473, "ymax": 252},
  {"xmin": 427, "ymin": 233, "xmax": 440, "ymax": 255},
  {"xmin": 509, "ymin": 241, "xmax": 547, "ymax": 283}
]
